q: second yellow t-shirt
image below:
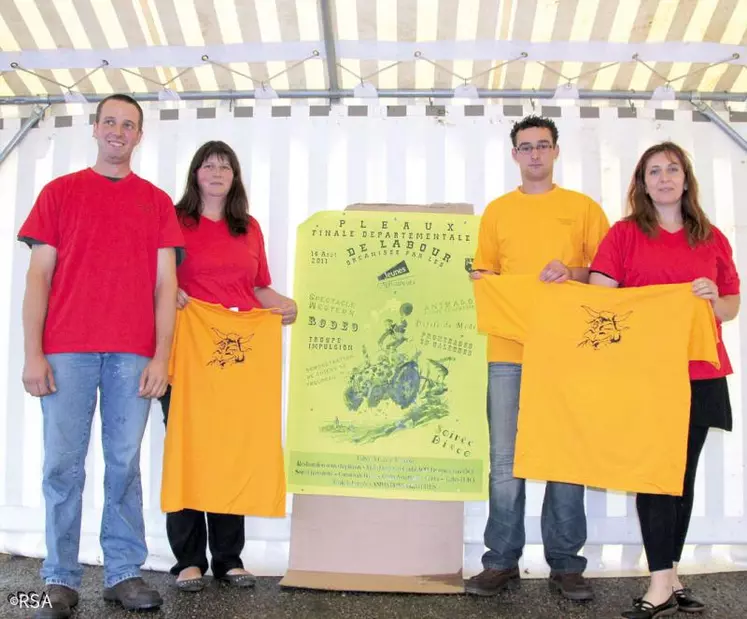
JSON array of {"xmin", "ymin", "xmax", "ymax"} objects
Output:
[{"xmin": 473, "ymin": 275, "xmax": 719, "ymax": 495}]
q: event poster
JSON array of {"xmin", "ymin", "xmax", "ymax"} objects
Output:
[{"xmin": 286, "ymin": 210, "xmax": 488, "ymax": 501}]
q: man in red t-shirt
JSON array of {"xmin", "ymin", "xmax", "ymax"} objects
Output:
[{"xmin": 17, "ymin": 94, "xmax": 184, "ymax": 619}]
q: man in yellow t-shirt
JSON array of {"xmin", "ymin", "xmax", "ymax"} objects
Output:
[{"xmin": 465, "ymin": 115, "xmax": 610, "ymax": 601}]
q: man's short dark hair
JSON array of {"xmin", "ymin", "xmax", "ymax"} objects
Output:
[
  {"xmin": 95, "ymin": 94, "xmax": 143, "ymax": 130},
  {"xmin": 510, "ymin": 115, "xmax": 559, "ymax": 147}
]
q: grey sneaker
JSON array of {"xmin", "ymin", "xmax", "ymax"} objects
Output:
[{"xmin": 102, "ymin": 577, "xmax": 163, "ymax": 611}]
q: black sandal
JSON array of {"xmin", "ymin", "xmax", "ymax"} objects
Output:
[
  {"xmin": 674, "ymin": 588, "xmax": 705, "ymax": 613},
  {"xmin": 620, "ymin": 594, "xmax": 678, "ymax": 619}
]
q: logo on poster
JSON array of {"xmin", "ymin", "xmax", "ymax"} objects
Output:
[{"xmin": 377, "ymin": 260, "xmax": 410, "ymax": 281}]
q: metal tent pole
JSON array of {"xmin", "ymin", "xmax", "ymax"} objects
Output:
[
  {"xmin": 0, "ymin": 89, "xmax": 745, "ymax": 106},
  {"xmin": 0, "ymin": 105, "xmax": 47, "ymax": 167},
  {"xmin": 318, "ymin": 0, "xmax": 341, "ymax": 104},
  {"xmin": 690, "ymin": 99, "xmax": 747, "ymax": 154}
]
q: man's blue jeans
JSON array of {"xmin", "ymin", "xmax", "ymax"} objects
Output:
[
  {"xmin": 482, "ymin": 362, "xmax": 588, "ymax": 573},
  {"xmin": 39, "ymin": 353, "xmax": 152, "ymax": 590}
]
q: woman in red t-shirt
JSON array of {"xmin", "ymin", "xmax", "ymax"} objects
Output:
[
  {"xmin": 160, "ymin": 141, "xmax": 297, "ymax": 592},
  {"xmin": 590, "ymin": 142, "xmax": 740, "ymax": 619}
]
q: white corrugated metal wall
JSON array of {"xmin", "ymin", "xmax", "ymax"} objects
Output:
[{"xmin": 0, "ymin": 103, "xmax": 745, "ymax": 577}]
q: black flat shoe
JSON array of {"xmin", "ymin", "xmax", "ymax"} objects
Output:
[
  {"xmin": 620, "ymin": 593, "xmax": 678, "ymax": 619},
  {"xmin": 176, "ymin": 576, "xmax": 205, "ymax": 592},
  {"xmin": 217, "ymin": 572, "xmax": 256, "ymax": 588},
  {"xmin": 674, "ymin": 588, "xmax": 705, "ymax": 613}
]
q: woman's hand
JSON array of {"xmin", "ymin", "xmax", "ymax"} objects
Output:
[
  {"xmin": 272, "ymin": 297, "xmax": 298, "ymax": 325},
  {"xmin": 176, "ymin": 288, "xmax": 189, "ymax": 310},
  {"xmin": 692, "ymin": 277, "xmax": 719, "ymax": 302},
  {"xmin": 255, "ymin": 287, "xmax": 298, "ymax": 325},
  {"xmin": 693, "ymin": 278, "xmax": 740, "ymax": 322}
]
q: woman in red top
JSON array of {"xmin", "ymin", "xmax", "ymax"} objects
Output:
[
  {"xmin": 590, "ymin": 142, "xmax": 740, "ymax": 619},
  {"xmin": 160, "ymin": 141, "xmax": 297, "ymax": 592}
]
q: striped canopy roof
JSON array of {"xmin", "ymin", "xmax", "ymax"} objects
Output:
[{"xmin": 0, "ymin": 0, "xmax": 745, "ymax": 103}]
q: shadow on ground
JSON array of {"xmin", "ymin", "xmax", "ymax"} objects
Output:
[{"xmin": 1, "ymin": 554, "xmax": 745, "ymax": 618}]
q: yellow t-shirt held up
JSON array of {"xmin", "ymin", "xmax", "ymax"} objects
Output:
[
  {"xmin": 473, "ymin": 275, "xmax": 719, "ymax": 495},
  {"xmin": 473, "ymin": 186, "xmax": 610, "ymax": 363},
  {"xmin": 161, "ymin": 297, "xmax": 286, "ymax": 517}
]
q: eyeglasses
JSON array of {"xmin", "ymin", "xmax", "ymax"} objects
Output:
[{"xmin": 515, "ymin": 142, "xmax": 554, "ymax": 154}]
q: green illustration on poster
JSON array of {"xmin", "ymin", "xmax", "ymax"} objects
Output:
[
  {"xmin": 286, "ymin": 210, "xmax": 489, "ymax": 501},
  {"xmin": 334, "ymin": 300, "xmax": 454, "ymax": 444}
]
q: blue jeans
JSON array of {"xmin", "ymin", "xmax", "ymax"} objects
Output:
[
  {"xmin": 39, "ymin": 353, "xmax": 152, "ymax": 590},
  {"xmin": 482, "ymin": 362, "xmax": 587, "ymax": 573}
]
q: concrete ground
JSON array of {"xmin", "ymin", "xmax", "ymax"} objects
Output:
[{"xmin": 1, "ymin": 554, "xmax": 746, "ymax": 618}]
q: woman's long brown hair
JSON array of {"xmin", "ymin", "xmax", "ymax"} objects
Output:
[
  {"xmin": 175, "ymin": 141, "xmax": 250, "ymax": 236},
  {"xmin": 625, "ymin": 141, "xmax": 711, "ymax": 246}
]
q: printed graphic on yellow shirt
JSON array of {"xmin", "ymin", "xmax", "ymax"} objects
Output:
[
  {"xmin": 287, "ymin": 211, "xmax": 488, "ymax": 501},
  {"xmin": 207, "ymin": 328, "xmax": 254, "ymax": 368},
  {"xmin": 578, "ymin": 306, "xmax": 632, "ymax": 350},
  {"xmin": 474, "ymin": 275, "xmax": 719, "ymax": 496}
]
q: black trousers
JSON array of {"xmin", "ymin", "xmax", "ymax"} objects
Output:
[
  {"xmin": 160, "ymin": 387, "xmax": 245, "ymax": 578},
  {"xmin": 636, "ymin": 422, "xmax": 708, "ymax": 572},
  {"xmin": 636, "ymin": 378, "xmax": 731, "ymax": 573}
]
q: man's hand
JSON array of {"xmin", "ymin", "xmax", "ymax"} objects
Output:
[
  {"xmin": 139, "ymin": 357, "xmax": 169, "ymax": 398},
  {"xmin": 469, "ymin": 269, "xmax": 497, "ymax": 280},
  {"xmin": 539, "ymin": 259, "xmax": 572, "ymax": 283},
  {"xmin": 271, "ymin": 297, "xmax": 299, "ymax": 325},
  {"xmin": 22, "ymin": 353, "xmax": 56, "ymax": 397}
]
